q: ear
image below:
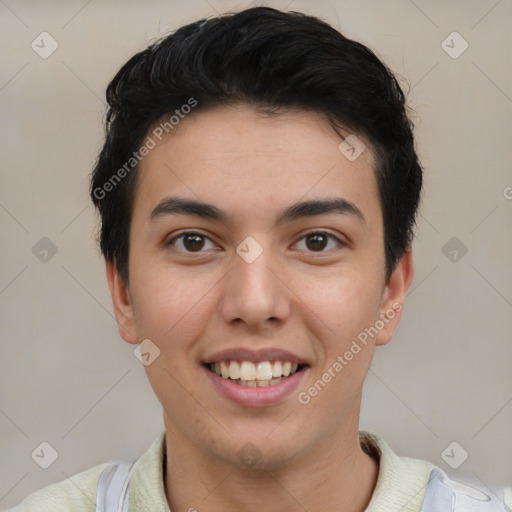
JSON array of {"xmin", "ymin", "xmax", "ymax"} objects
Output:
[
  {"xmin": 374, "ymin": 246, "xmax": 414, "ymax": 347},
  {"xmin": 105, "ymin": 259, "xmax": 139, "ymax": 344}
]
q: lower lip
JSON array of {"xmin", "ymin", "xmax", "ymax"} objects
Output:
[{"xmin": 202, "ymin": 365, "xmax": 308, "ymax": 407}]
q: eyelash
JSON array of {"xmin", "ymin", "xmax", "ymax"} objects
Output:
[{"xmin": 165, "ymin": 230, "xmax": 347, "ymax": 254}]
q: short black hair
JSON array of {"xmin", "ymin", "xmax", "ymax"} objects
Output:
[{"xmin": 90, "ymin": 6, "xmax": 422, "ymax": 286}]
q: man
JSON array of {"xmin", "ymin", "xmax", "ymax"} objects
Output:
[{"xmin": 7, "ymin": 6, "xmax": 511, "ymax": 512}]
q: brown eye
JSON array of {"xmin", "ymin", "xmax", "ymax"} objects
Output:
[
  {"xmin": 182, "ymin": 234, "xmax": 205, "ymax": 251},
  {"xmin": 167, "ymin": 232, "xmax": 216, "ymax": 253},
  {"xmin": 305, "ymin": 233, "xmax": 328, "ymax": 251},
  {"xmin": 294, "ymin": 231, "xmax": 345, "ymax": 253}
]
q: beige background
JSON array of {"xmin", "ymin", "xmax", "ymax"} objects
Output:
[{"xmin": 1, "ymin": 0, "xmax": 511, "ymax": 508}]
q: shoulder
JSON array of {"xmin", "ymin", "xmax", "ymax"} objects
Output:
[
  {"xmin": 4, "ymin": 462, "xmax": 109, "ymax": 512},
  {"xmin": 423, "ymin": 467, "xmax": 512, "ymax": 512},
  {"xmin": 359, "ymin": 431, "xmax": 512, "ymax": 511},
  {"xmin": 360, "ymin": 430, "xmax": 436, "ymax": 511}
]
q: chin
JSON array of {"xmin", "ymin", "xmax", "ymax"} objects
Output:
[{"xmin": 211, "ymin": 432, "xmax": 305, "ymax": 472}]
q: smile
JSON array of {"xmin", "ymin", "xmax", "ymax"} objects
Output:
[{"xmin": 207, "ymin": 360, "xmax": 304, "ymax": 387}]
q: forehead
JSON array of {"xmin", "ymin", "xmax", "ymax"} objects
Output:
[{"xmin": 131, "ymin": 105, "xmax": 381, "ymax": 231}]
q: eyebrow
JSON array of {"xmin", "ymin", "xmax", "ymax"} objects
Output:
[{"xmin": 149, "ymin": 196, "xmax": 366, "ymax": 226}]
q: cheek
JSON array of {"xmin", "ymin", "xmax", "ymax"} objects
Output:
[
  {"xmin": 294, "ymin": 268, "xmax": 382, "ymax": 346},
  {"xmin": 133, "ymin": 269, "xmax": 214, "ymax": 421},
  {"xmin": 130, "ymin": 258, "xmax": 212, "ymax": 340},
  {"xmin": 296, "ymin": 278, "xmax": 378, "ymax": 418}
]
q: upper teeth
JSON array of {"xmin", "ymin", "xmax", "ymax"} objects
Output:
[{"xmin": 211, "ymin": 360, "xmax": 299, "ymax": 380}]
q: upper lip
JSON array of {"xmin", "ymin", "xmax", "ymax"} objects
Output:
[{"xmin": 203, "ymin": 347, "xmax": 308, "ymax": 365}]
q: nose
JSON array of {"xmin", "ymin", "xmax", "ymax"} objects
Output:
[{"xmin": 217, "ymin": 244, "xmax": 291, "ymax": 331}]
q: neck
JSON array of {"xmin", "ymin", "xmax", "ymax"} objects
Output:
[{"xmin": 163, "ymin": 417, "xmax": 379, "ymax": 512}]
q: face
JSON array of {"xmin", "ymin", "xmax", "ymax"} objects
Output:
[{"xmin": 107, "ymin": 104, "xmax": 413, "ymax": 470}]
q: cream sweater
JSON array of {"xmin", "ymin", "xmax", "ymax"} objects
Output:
[{"xmin": 4, "ymin": 430, "xmax": 511, "ymax": 511}]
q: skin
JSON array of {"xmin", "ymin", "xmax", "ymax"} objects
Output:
[{"xmin": 106, "ymin": 104, "xmax": 414, "ymax": 512}]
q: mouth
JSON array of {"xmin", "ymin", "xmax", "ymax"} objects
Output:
[{"xmin": 204, "ymin": 360, "xmax": 307, "ymax": 387}]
